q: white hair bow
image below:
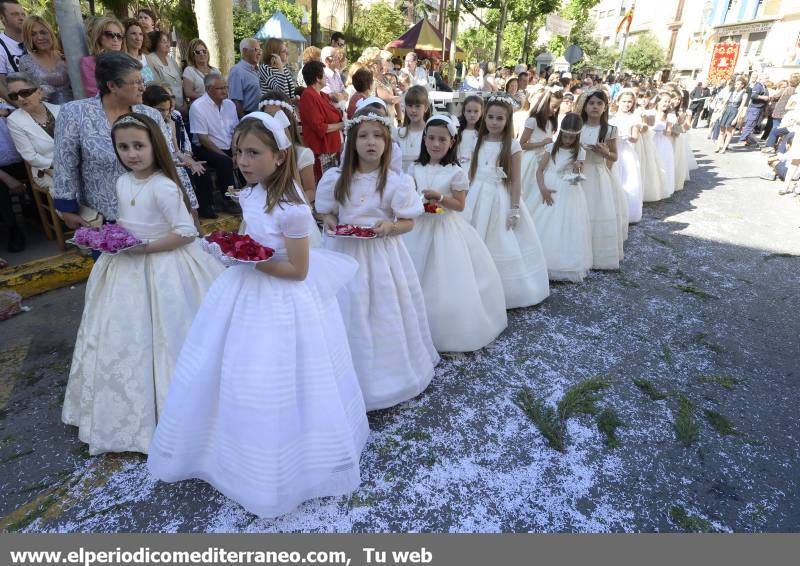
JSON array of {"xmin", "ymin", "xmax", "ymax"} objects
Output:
[
  {"xmin": 242, "ymin": 111, "xmax": 292, "ymax": 150},
  {"xmin": 355, "ymin": 96, "xmax": 388, "ymax": 111}
]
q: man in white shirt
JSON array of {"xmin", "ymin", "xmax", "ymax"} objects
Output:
[
  {"xmin": 0, "ymin": 0, "xmax": 26, "ymax": 101},
  {"xmin": 190, "ymin": 73, "xmax": 239, "ymax": 212},
  {"xmin": 399, "ymin": 52, "xmax": 428, "ymax": 88}
]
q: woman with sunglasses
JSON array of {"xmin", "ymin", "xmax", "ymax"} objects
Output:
[
  {"xmin": 182, "ymin": 38, "xmax": 217, "ymax": 105},
  {"xmin": 17, "ymin": 15, "xmax": 73, "ymax": 105},
  {"xmin": 146, "ymin": 30, "xmax": 184, "ymax": 112},
  {"xmin": 80, "ymin": 15, "xmax": 125, "ymax": 98},
  {"xmin": 122, "ymin": 18, "xmax": 154, "ymax": 84}
]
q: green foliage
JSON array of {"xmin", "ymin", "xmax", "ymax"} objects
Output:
[
  {"xmin": 548, "ymin": 0, "xmax": 601, "ymax": 59},
  {"xmin": 515, "ymin": 388, "xmax": 565, "ymax": 452},
  {"xmin": 674, "ymin": 394, "xmax": 699, "ymax": 447},
  {"xmin": 168, "ymin": 0, "xmax": 198, "ymax": 43},
  {"xmin": 596, "ymin": 408, "xmax": 623, "ymax": 448},
  {"xmin": 703, "ymin": 409, "xmax": 739, "ymax": 436},
  {"xmin": 622, "ymin": 32, "xmax": 666, "ymax": 76},
  {"xmin": 632, "ymin": 377, "xmax": 667, "ymax": 401},
  {"xmin": 348, "ymin": 2, "xmax": 406, "ymax": 53},
  {"xmin": 233, "ymin": 5, "xmax": 263, "ymax": 54},
  {"xmin": 669, "ymin": 506, "xmax": 713, "ymax": 533},
  {"xmin": 556, "ymin": 376, "xmax": 612, "ymax": 420},
  {"xmin": 500, "ymin": 21, "xmax": 525, "ymax": 66},
  {"xmin": 260, "ymin": 0, "xmax": 306, "ymax": 31},
  {"xmin": 459, "ymin": 26, "xmax": 496, "ymax": 64}
]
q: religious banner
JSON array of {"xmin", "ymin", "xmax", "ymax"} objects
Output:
[{"xmin": 708, "ymin": 41, "xmax": 740, "ymax": 83}]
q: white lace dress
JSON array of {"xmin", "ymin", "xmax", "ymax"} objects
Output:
[
  {"xmin": 316, "ymin": 168, "xmax": 439, "ymax": 411},
  {"xmin": 610, "ymin": 112, "xmax": 644, "ymax": 223},
  {"xmin": 148, "ymin": 183, "xmax": 368, "ymax": 519},
  {"xmin": 62, "ymin": 172, "xmax": 224, "ymax": 455},
  {"xmin": 520, "ymin": 118, "xmax": 555, "ymax": 212},
  {"xmin": 532, "ymin": 145, "xmax": 593, "ymax": 282},
  {"xmin": 403, "ymin": 163, "xmax": 507, "ymax": 352},
  {"xmin": 464, "ymin": 139, "xmax": 550, "ymax": 308}
]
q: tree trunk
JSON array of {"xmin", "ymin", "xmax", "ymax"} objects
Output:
[
  {"xmin": 522, "ymin": 15, "xmax": 532, "ymax": 63},
  {"xmin": 195, "ymin": 0, "xmax": 234, "ymax": 75},
  {"xmin": 311, "ymin": 0, "xmax": 320, "ymax": 45},
  {"xmin": 493, "ymin": 0, "xmax": 507, "ymax": 66},
  {"xmin": 54, "ymin": 0, "xmax": 88, "ymax": 100},
  {"xmin": 449, "ymin": 0, "xmax": 460, "ymax": 81}
]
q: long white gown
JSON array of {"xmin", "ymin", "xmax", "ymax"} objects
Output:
[
  {"xmin": 653, "ymin": 114, "xmax": 676, "ymax": 200},
  {"xmin": 404, "ymin": 163, "xmax": 507, "ymax": 352},
  {"xmin": 532, "ymin": 145, "xmax": 593, "ymax": 282},
  {"xmin": 457, "ymin": 128, "xmax": 478, "ymax": 171},
  {"xmin": 610, "ymin": 112, "xmax": 643, "ymax": 223},
  {"xmin": 399, "ymin": 127, "xmax": 424, "ymax": 174},
  {"xmin": 147, "ymin": 184, "xmax": 368, "ymax": 519},
  {"xmin": 464, "ymin": 139, "xmax": 550, "ymax": 308},
  {"xmin": 580, "ymin": 125, "xmax": 626, "ymax": 270},
  {"xmin": 638, "ymin": 110, "xmax": 669, "ymax": 202},
  {"xmin": 62, "ymin": 172, "xmax": 224, "ymax": 455},
  {"xmin": 316, "ymin": 167, "xmax": 439, "ymax": 411},
  {"xmin": 673, "ymin": 125, "xmax": 689, "ymax": 192},
  {"xmin": 520, "ymin": 118, "xmax": 555, "ymax": 212}
]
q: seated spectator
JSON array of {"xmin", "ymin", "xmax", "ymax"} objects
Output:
[
  {"xmin": 189, "ymin": 72, "xmax": 238, "ymax": 212},
  {"xmin": 296, "ymin": 46, "xmax": 321, "ymax": 88},
  {"xmin": 347, "ymin": 67, "xmax": 373, "ymax": 119},
  {"xmin": 259, "ymin": 38, "xmax": 296, "ymax": 103},
  {"xmin": 6, "ymin": 72, "xmax": 58, "ymax": 191},
  {"xmin": 0, "ymin": 99, "xmax": 28, "ymax": 257},
  {"xmin": 228, "ymin": 38, "xmax": 262, "ymax": 117},
  {"xmin": 144, "ymin": 83, "xmax": 217, "ymax": 218},
  {"xmin": 146, "ymin": 30, "xmax": 184, "ymax": 110},
  {"xmin": 137, "ymin": 7, "xmax": 156, "ymax": 34},
  {"xmin": 122, "ymin": 18, "xmax": 154, "ymax": 84},
  {"xmin": 182, "ymin": 38, "xmax": 218, "ymax": 105},
  {"xmin": 297, "ymin": 60, "xmax": 343, "ymax": 180},
  {"xmin": 430, "ymin": 57, "xmax": 451, "ymax": 92},
  {"xmin": 18, "ymin": 15, "xmax": 73, "ymax": 104},
  {"xmin": 80, "ymin": 15, "xmax": 124, "ymax": 97}
]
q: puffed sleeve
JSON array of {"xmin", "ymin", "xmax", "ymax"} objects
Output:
[
  {"xmin": 450, "ymin": 166, "xmax": 469, "ymax": 192},
  {"xmin": 389, "ymin": 171, "xmax": 423, "ymax": 218},
  {"xmin": 152, "ymin": 175, "xmax": 198, "ymax": 238},
  {"xmin": 52, "ymin": 101, "xmax": 82, "ymax": 212},
  {"xmin": 523, "ymin": 117, "xmax": 536, "ymax": 130},
  {"xmin": 390, "ymin": 140, "xmax": 403, "ymax": 173},
  {"xmin": 510, "ymin": 138, "xmax": 522, "ymax": 155},
  {"xmin": 314, "ymin": 167, "xmax": 341, "ymax": 215},
  {"xmin": 277, "ymin": 203, "xmax": 313, "ymax": 238}
]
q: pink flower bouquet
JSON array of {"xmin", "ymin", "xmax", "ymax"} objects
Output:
[{"xmin": 73, "ymin": 224, "xmax": 143, "ymax": 253}]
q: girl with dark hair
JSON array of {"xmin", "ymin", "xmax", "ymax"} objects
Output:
[
  {"xmin": 62, "ymin": 112, "xmax": 223, "ymax": 456},
  {"xmin": 149, "ymin": 112, "xmax": 368, "ymax": 519},
  {"xmin": 403, "ymin": 114, "xmax": 507, "ymax": 352},
  {"xmin": 578, "ymin": 89, "xmax": 627, "ymax": 270},
  {"xmin": 316, "ymin": 106, "xmax": 438, "ymax": 411},
  {"xmin": 464, "ymin": 96, "xmax": 549, "ymax": 308},
  {"xmin": 532, "ymin": 112, "xmax": 592, "ymax": 282},
  {"xmin": 398, "ymin": 85, "xmax": 431, "ymax": 173},
  {"xmin": 520, "ymin": 87, "xmax": 563, "ymax": 211},
  {"xmin": 457, "ymin": 94, "xmax": 483, "ymax": 170}
]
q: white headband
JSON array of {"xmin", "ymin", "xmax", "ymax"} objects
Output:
[
  {"xmin": 355, "ymin": 96, "xmax": 388, "ymax": 111},
  {"xmin": 487, "ymin": 94, "xmax": 513, "ymax": 106},
  {"xmin": 344, "ymin": 111, "xmax": 393, "ymax": 133},
  {"xmin": 426, "ymin": 113, "xmax": 458, "ymax": 137},
  {"xmin": 258, "ymin": 99, "xmax": 294, "ymax": 113},
  {"xmin": 242, "ymin": 111, "xmax": 292, "ymax": 150}
]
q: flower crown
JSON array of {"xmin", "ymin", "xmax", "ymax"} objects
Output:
[
  {"xmin": 258, "ymin": 99, "xmax": 294, "ymax": 113},
  {"xmin": 344, "ymin": 112, "xmax": 393, "ymax": 133},
  {"xmin": 114, "ymin": 115, "xmax": 147, "ymax": 129},
  {"xmin": 559, "ymin": 127, "xmax": 582, "ymax": 135},
  {"xmin": 486, "ymin": 94, "xmax": 513, "ymax": 106}
]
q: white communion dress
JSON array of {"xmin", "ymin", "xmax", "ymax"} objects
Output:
[
  {"xmin": 148, "ymin": 183, "xmax": 368, "ymax": 519},
  {"xmin": 610, "ymin": 112, "xmax": 644, "ymax": 223},
  {"xmin": 531, "ymin": 145, "xmax": 593, "ymax": 282},
  {"xmin": 638, "ymin": 110, "xmax": 669, "ymax": 202},
  {"xmin": 316, "ymin": 167, "xmax": 440, "ymax": 411},
  {"xmin": 463, "ymin": 138, "xmax": 550, "ymax": 308},
  {"xmin": 652, "ymin": 114, "xmax": 676, "ymax": 200},
  {"xmin": 457, "ymin": 128, "xmax": 478, "ymax": 171},
  {"xmin": 399, "ymin": 127, "xmax": 424, "ymax": 174},
  {"xmin": 62, "ymin": 172, "xmax": 224, "ymax": 455},
  {"xmin": 404, "ymin": 163, "xmax": 507, "ymax": 352},
  {"xmin": 520, "ymin": 118, "xmax": 555, "ymax": 212}
]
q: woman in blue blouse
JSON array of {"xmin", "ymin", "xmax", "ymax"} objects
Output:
[{"xmin": 52, "ymin": 52, "xmax": 197, "ymax": 229}]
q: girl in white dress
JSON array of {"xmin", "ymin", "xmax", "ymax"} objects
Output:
[
  {"xmin": 637, "ymin": 89, "xmax": 668, "ymax": 202},
  {"xmin": 404, "ymin": 114, "xmax": 507, "ymax": 352},
  {"xmin": 148, "ymin": 113, "xmax": 368, "ymax": 519},
  {"xmin": 62, "ymin": 113, "xmax": 224, "ymax": 456},
  {"xmin": 652, "ymin": 91, "xmax": 676, "ymax": 200},
  {"xmin": 668, "ymin": 87, "xmax": 691, "ymax": 190},
  {"xmin": 316, "ymin": 106, "xmax": 439, "ymax": 411},
  {"xmin": 465, "ymin": 96, "xmax": 550, "ymax": 308},
  {"xmin": 532, "ymin": 113, "xmax": 593, "ymax": 282},
  {"xmin": 398, "ymin": 85, "xmax": 430, "ymax": 174},
  {"xmin": 457, "ymin": 94, "xmax": 483, "ymax": 170},
  {"xmin": 520, "ymin": 87, "xmax": 562, "ymax": 211},
  {"xmin": 611, "ymin": 89, "xmax": 644, "ymax": 223},
  {"xmin": 577, "ymin": 89, "xmax": 626, "ymax": 270}
]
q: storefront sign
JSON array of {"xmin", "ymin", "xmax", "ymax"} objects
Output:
[
  {"xmin": 713, "ymin": 19, "xmax": 775, "ymax": 38},
  {"xmin": 708, "ymin": 41, "xmax": 740, "ymax": 83}
]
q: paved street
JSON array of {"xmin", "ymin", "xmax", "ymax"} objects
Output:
[{"xmin": 1, "ymin": 129, "xmax": 799, "ymax": 533}]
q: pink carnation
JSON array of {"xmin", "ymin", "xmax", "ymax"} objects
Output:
[{"xmin": 74, "ymin": 224, "xmax": 142, "ymax": 253}]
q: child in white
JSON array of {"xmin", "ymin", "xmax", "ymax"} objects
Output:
[
  {"xmin": 636, "ymin": 89, "xmax": 669, "ymax": 202},
  {"xmin": 520, "ymin": 87, "xmax": 561, "ymax": 211},
  {"xmin": 532, "ymin": 112, "xmax": 593, "ymax": 282},
  {"xmin": 317, "ymin": 106, "xmax": 439, "ymax": 411},
  {"xmin": 398, "ymin": 85, "xmax": 429, "ymax": 173},
  {"xmin": 404, "ymin": 114, "xmax": 507, "ymax": 352},
  {"xmin": 464, "ymin": 96, "xmax": 550, "ymax": 308},
  {"xmin": 148, "ymin": 113, "xmax": 368, "ymax": 519},
  {"xmin": 62, "ymin": 113, "xmax": 224, "ymax": 455},
  {"xmin": 457, "ymin": 94, "xmax": 483, "ymax": 171},
  {"xmin": 611, "ymin": 89, "xmax": 644, "ymax": 223},
  {"xmin": 652, "ymin": 91, "xmax": 676, "ymax": 199}
]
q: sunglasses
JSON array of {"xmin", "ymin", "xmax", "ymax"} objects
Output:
[
  {"xmin": 103, "ymin": 30, "xmax": 124, "ymax": 41},
  {"xmin": 8, "ymin": 87, "xmax": 38, "ymax": 101},
  {"xmin": 194, "ymin": 49, "xmax": 207, "ymax": 54}
]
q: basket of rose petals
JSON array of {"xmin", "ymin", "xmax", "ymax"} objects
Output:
[
  {"xmin": 328, "ymin": 224, "xmax": 377, "ymax": 238},
  {"xmin": 69, "ymin": 224, "xmax": 143, "ymax": 254},
  {"xmin": 204, "ymin": 231, "xmax": 274, "ymax": 263},
  {"xmin": 423, "ymin": 202, "xmax": 444, "ymax": 214}
]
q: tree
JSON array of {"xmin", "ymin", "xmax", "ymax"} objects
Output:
[
  {"xmin": 622, "ymin": 32, "xmax": 667, "ymax": 76},
  {"xmin": 459, "ymin": 25, "xmax": 494, "ymax": 64},
  {"xmin": 547, "ymin": 0, "xmax": 601, "ymax": 57},
  {"xmin": 349, "ymin": 2, "xmax": 406, "ymax": 53}
]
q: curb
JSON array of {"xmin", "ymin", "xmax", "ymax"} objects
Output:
[{"xmin": 0, "ymin": 215, "xmax": 241, "ymax": 299}]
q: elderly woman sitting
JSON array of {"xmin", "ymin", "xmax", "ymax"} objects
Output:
[{"xmin": 6, "ymin": 72, "xmax": 59, "ymax": 190}]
